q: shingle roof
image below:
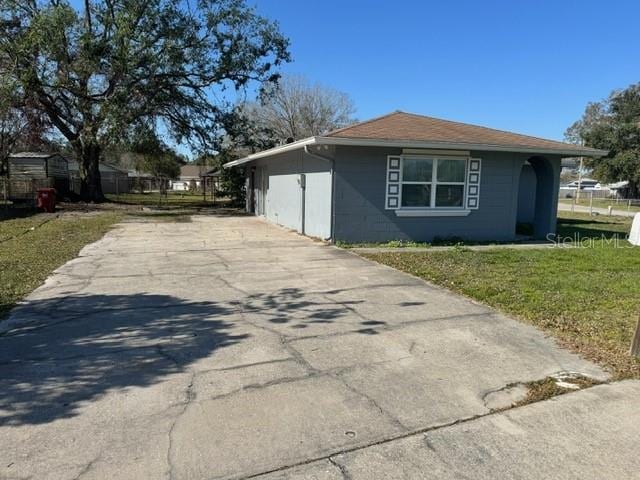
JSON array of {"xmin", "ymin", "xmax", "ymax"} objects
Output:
[
  {"xmin": 326, "ymin": 111, "xmax": 604, "ymax": 156},
  {"xmin": 180, "ymin": 165, "xmax": 209, "ymax": 178},
  {"xmin": 224, "ymin": 110, "xmax": 607, "ymax": 168}
]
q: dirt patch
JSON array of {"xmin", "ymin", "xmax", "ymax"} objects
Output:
[{"xmin": 513, "ymin": 373, "xmax": 603, "ymax": 408}]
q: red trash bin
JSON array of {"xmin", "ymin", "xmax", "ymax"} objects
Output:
[{"xmin": 36, "ymin": 188, "xmax": 56, "ymax": 213}]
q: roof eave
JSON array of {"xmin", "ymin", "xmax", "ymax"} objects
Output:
[
  {"xmin": 223, "ymin": 137, "xmax": 318, "ymax": 168},
  {"xmin": 317, "ymin": 136, "xmax": 608, "ymax": 158},
  {"xmin": 223, "ymin": 136, "xmax": 607, "ymax": 168}
]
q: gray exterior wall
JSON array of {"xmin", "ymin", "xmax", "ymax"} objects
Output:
[
  {"xmin": 255, "ymin": 149, "xmax": 302, "ymax": 231},
  {"xmin": 250, "ymin": 148, "xmax": 332, "ymax": 239},
  {"xmin": 332, "ymin": 146, "xmax": 561, "ymax": 243}
]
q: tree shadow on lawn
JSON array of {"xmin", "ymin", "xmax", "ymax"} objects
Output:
[{"xmin": 0, "ymin": 288, "xmax": 385, "ymax": 426}]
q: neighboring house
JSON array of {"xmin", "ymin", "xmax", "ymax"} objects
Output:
[
  {"xmin": 67, "ymin": 159, "xmax": 130, "ymax": 194},
  {"xmin": 128, "ymin": 169, "xmax": 160, "ymax": 192},
  {"xmin": 172, "ymin": 165, "xmax": 210, "ymax": 191},
  {"xmin": 127, "ymin": 169, "xmax": 153, "ymax": 179},
  {"xmin": 7, "ymin": 152, "xmax": 69, "ymax": 199},
  {"xmin": 171, "ymin": 179, "xmax": 189, "ymax": 191},
  {"xmin": 224, "ymin": 111, "xmax": 606, "ymax": 242}
]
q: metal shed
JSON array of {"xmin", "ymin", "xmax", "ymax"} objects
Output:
[{"xmin": 7, "ymin": 152, "xmax": 69, "ymax": 200}]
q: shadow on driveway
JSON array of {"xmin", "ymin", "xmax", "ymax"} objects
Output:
[
  {"xmin": 0, "ymin": 294, "xmax": 249, "ymax": 426},
  {"xmin": 0, "ymin": 288, "xmax": 385, "ymax": 426}
]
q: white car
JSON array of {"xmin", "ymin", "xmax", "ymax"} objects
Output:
[{"xmin": 565, "ymin": 179, "xmax": 601, "ymax": 190}]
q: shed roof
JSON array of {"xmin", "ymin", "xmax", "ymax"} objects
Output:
[
  {"xmin": 67, "ymin": 158, "xmax": 127, "ymax": 174},
  {"xmin": 202, "ymin": 168, "xmax": 221, "ymax": 177},
  {"xmin": 9, "ymin": 152, "xmax": 61, "ymax": 159},
  {"xmin": 225, "ymin": 111, "xmax": 607, "ymax": 168}
]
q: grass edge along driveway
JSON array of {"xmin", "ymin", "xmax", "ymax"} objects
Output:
[
  {"xmin": 0, "ymin": 212, "xmax": 124, "ymax": 320},
  {"xmin": 360, "ymin": 213, "xmax": 640, "ymax": 380}
]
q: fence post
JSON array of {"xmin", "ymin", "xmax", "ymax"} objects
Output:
[
  {"xmin": 589, "ymin": 191, "xmax": 593, "ymax": 216},
  {"xmin": 2, "ymin": 177, "xmax": 7, "ymax": 212},
  {"xmin": 629, "ymin": 200, "xmax": 632, "ymax": 212}
]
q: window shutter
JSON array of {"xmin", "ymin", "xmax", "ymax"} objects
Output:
[
  {"xmin": 385, "ymin": 155, "xmax": 401, "ymax": 210},
  {"xmin": 466, "ymin": 158, "xmax": 481, "ymax": 210}
]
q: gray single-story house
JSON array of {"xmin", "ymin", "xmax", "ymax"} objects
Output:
[{"xmin": 224, "ymin": 111, "xmax": 606, "ymax": 243}]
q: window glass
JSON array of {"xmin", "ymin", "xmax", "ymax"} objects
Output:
[
  {"xmin": 436, "ymin": 159, "xmax": 466, "ymax": 183},
  {"xmin": 402, "ymin": 158, "xmax": 432, "ymax": 182},
  {"xmin": 401, "ymin": 184, "xmax": 431, "ymax": 207},
  {"xmin": 435, "ymin": 185, "xmax": 465, "ymax": 207}
]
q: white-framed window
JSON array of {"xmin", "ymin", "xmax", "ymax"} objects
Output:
[
  {"xmin": 400, "ymin": 156, "xmax": 467, "ymax": 209},
  {"xmin": 386, "ymin": 154, "xmax": 481, "ymax": 214}
]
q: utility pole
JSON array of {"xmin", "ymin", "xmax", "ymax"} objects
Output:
[
  {"xmin": 576, "ymin": 156, "xmax": 584, "ymax": 201},
  {"xmin": 576, "ymin": 140, "xmax": 584, "ymax": 202}
]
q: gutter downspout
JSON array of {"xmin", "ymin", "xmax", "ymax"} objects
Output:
[{"xmin": 303, "ymin": 145, "xmax": 336, "ymax": 243}]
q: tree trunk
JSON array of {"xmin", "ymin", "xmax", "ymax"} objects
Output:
[{"xmin": 75, "ymin": 140, "xmax": 105, "ymax": 202}]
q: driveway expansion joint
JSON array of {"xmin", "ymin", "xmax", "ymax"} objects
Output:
[{"xmin": 327, "ymin": 456, "xmax": 353, "ymax": 480}]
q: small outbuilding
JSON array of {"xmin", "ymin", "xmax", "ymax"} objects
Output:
[
  {"xmin": 225, "ymin": 111, "xmax": 606, "ymax": 242},
  {"xmin": 67, "ymin": 159, "xmax": 130, "ymax": 194},
  {"xmin": 7, "ymin": 152, "xmax": 69, "ymax": 199}
]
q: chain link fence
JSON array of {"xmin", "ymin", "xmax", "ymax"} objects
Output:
[
  {"xmin": 1, "ymin": 177, "xmax": 55, "ymax": 206},
  {"xmin": 560, "ymin": 189, "xmax": 640, "ymax": 215}
]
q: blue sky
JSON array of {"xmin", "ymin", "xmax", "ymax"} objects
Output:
[{"xmin": 250, "ymin": 0, "xmax": 640, "ymax": 141}]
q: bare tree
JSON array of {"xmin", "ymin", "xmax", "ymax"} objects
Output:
[{"xmin": 243, "ymin": 75, "xmax": 356, "ymax": 144}]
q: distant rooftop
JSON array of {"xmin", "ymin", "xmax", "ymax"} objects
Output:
[
  {"xmin": 9, "ymin": 152, "xmax": 60, "ymax": 159},
  {"xmin": 180, "ymin": 165, "xmax": 210, "ymax": 178}
]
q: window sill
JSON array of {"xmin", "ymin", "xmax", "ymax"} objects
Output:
[{"xmin": 395, "ymin": 209, "xmax": 471, "ymax": 217}]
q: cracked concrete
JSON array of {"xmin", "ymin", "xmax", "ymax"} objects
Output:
[{"xmin": 0, "ymin": 214, "xmax": 634, "ymax": 480}]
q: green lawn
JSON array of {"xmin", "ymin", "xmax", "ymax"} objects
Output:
[
  {"xmin": 361, "ymin": 212, "xmax": 640, "ymax": 380},
  {"xmin": 0, "ymin": 212, "xmax": 123, "ymax": 320}
]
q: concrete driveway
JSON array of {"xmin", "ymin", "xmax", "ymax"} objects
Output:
[{"xmin": 0, "ymin": 214, "xmax": 637, "ymax": 479}]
